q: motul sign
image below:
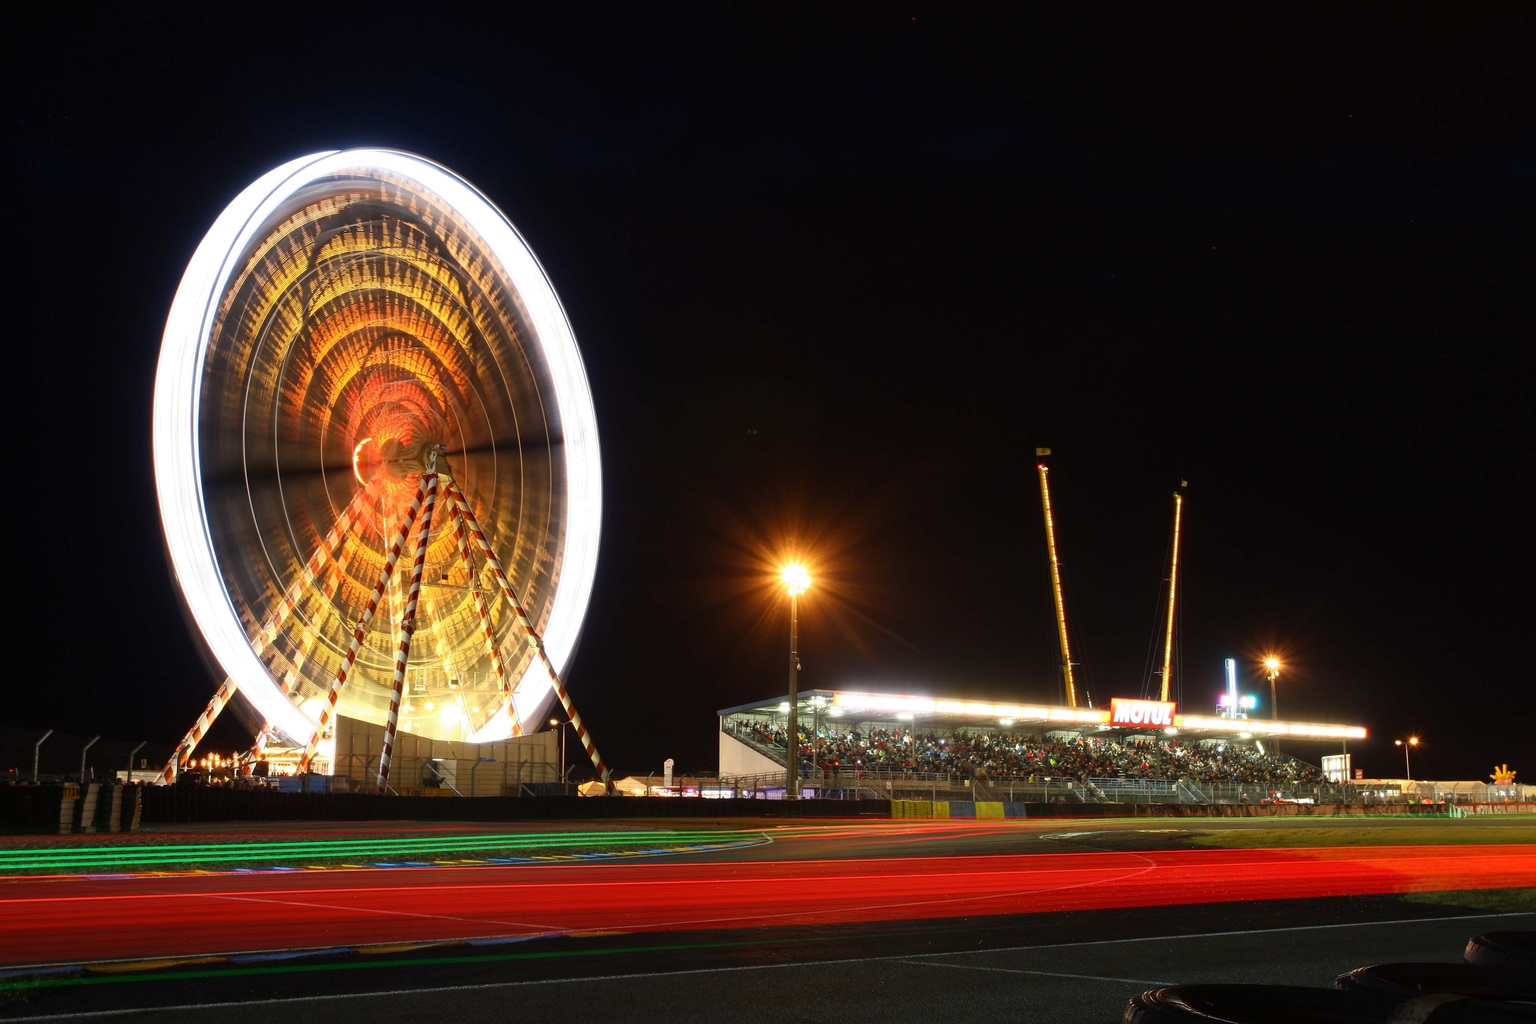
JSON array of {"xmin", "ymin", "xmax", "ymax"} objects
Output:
[{"xmin": 1109, "ymin": 698, "xmax": 1177, "ymax": 728}]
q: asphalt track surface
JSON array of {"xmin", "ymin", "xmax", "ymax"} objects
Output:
[{"xmin": 2, "ymin": 817, "xmax": 1533, "ymax": 1022}]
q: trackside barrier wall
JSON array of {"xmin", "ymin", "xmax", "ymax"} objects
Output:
[
  {"xmin": 1469, "ymin": 802, "xmax": 1536, "ymax": 814},
  {"xmin": 142, "ymin": 793, "xmax": 1130, "ymax": 823},
  {"xmin": 895, "ymin": 800, "xmax": 1030, "ymax": 818},
  {"xmin": 0, "ymin": 784, "xmax": 145, "ymax": 834},
  {"xmin": 135, "ymin": 790, "xmax": 886, "ymax": 823},
  {"xmin": 3, "ymin": 789, "xmax": 1497, "ymax": 831}
]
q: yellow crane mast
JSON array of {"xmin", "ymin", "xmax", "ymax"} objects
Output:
[
  {"xmin": 1036, "ymin": 451, "xmax": 1078, "ymax": 708},
  {"xmin": 1159, "ymin": 483, "xmax": 1188, "ymax": 702}
]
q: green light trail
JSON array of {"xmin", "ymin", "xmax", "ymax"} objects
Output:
[
  {"xmin": 0, "ymin": 829, "xmax": 768, "ymax": 874},
  {"xmin": 0, "ymin": 922, "xmax": 979, "ymax": 992}
]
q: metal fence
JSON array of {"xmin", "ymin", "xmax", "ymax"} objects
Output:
[{"xmin": 2, "ymin": 727, "xmax": 173, "ymax": 785}]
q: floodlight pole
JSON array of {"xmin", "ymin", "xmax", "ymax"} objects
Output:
[
  {"xmin": 32, "ymin": 729, "xmax": 53, "ymax": 783},
  {"xmin": 1265, "ymin": 658, "xmax": 1281, "ymax": 757},
  {"xmin": 1396, "ymin": 737, "xmax": 1417, "ymax": 781},
  {"xmin": 786, "ymin": 589, "xmax": 800, "ymax": 800},
  {"xmin": 549, "ymin": 718, "xmax": 568, "ymax": 785}
]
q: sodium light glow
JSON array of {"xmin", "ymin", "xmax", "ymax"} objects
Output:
[
  {"xmin": 154, "ymin": 149, "xmax": 602, "ymax": 744},
  {"xmin": 351, "ymin": 437, "xmax": 373, "ymax": 486}
]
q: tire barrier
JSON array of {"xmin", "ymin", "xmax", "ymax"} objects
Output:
[
  {"xmin": 1465, "ymin": 932, "xmax": 1536, "ymax": 973},
  {"xmin": 1123, "ymin": 983, "xmax": 1529, "ymax": 1023},
  {"xmin": 57, "ymin": 785, "xmax": 77, "ymax": 834},
  {"xmin": 79, "ymin": 783, "xmax": 100, "ymax": 833},
  {"xmin": 1335, "ymin": 962, "xmax": 1536, "ymax": 1001}
]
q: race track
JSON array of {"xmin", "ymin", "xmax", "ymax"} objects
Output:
[{"xmin": 3, "ymin": 838, "xmax": 1530, "ymax": 967}]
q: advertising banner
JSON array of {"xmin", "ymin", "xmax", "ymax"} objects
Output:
[{"xmin": 1108, "ymin": 698, "xmax": 1177, "ymax": 728}]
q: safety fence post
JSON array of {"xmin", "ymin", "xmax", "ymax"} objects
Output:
[
  {"xmin": 33, "ymin": 729, "xmax": 53, "ymax": 782},
  {"xmin": 79, "ymin": 736, "xmax": 100, "ymax": 785}
]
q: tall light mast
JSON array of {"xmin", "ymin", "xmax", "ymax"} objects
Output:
[
  {"xmin": 1036, "ymin": 452, "xmax": 1078, "ymax": 708},
  {"xmin": 1159, "ymin": 483, "xmax": 1187, "ymax": 702}
]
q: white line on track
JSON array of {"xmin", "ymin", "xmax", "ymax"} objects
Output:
[
  {"xmin": 890, "ymin": 958, "xmax": 1174, "ymax": 986},
  {"xmin": 202, "ymin": 891, "xmax": 564, "ymax": 935},
  {"xmin": 3, "ymin": 911, "xmax": 1530, "ymax": 1022}
]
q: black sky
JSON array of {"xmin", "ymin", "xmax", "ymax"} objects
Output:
[{"xmin": 8, "ymin": 4, "xmax": 1532, "ymax": 782}]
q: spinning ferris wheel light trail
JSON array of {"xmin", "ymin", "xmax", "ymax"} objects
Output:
[{"xmin": 152, "ymin": 149, "xmax": 611, "ymax": 791}]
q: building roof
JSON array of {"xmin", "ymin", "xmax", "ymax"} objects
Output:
[{"xmin": 719, "ymin": 689, "xmax": 1366, "ymax": 745}]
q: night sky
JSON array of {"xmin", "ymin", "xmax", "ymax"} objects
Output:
[{"xmin": 10, "ymin": 5, "xmax": 1532, "ymax": 782}]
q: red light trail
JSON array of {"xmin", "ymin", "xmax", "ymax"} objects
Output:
[{"xmin": 2, "ymin": 843, "xmax": 1530, "ymax": 969}]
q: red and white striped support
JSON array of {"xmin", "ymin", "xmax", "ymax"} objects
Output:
[
  {"xmin": 169, "ymin": 496, "xmax": 366, "ymax": 783},
  {"xmin": 449, "ymin": 492, "xmax": 520, "ymax": 738},
  {"xmin": 245, "ymin": 726, "xmax": 270, "ymax": 773},
  {"xmin": 245, "ymin": 563, "xmax": 345, "ymax": 771},
  {"xmin": 298, "ymin": 479, "xmax": 430, "ymax": 773},
  {"xmin": 377, "ymin": 473, "xmax": 439, "ymax": 790},
  {"xmin": 444, "ymin": 478, "xmax": 613, "ymax": 792},
  {"xmin": 162, "ymin": 676, "xmax": 238, "ymax": 784},
  {"xmin": 257, "ymin": 491, "xmax": 368, "ymax": 650}
]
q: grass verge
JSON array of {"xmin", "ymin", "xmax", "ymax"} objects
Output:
[
  {"xmin": 1398, "ymin": 887, "xmax": 1536, "ymax": 912},
  {"xmin": 1183, "ymin": 824, "xmax": 1536, "ymax": 850}
]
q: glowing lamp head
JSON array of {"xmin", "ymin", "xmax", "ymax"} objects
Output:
[
  {"xmin": 782, "ymin": 563, "xmax": 811, "ymax": 597},
  {"xmin": 1263, "ymin": 657, "xmax": 1280, "ymax": 672}
]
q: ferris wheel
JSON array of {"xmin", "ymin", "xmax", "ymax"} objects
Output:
[{"xmin": 152, "ymin": 149, "xmax": 611, "ymax": 790}]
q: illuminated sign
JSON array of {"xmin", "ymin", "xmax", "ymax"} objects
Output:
[{"xmin": 1110, "ymin": 698, "xmax": 1177, "ymax": 728}]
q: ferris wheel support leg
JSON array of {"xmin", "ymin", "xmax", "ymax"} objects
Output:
[
  {"xmin": 245, "ymin": 563, "xmax": 345, "ymax": 771},
  {"xmin": 448, "ymin": 494, "xmax": 519, "ymax": 737},
  {"xmin": 166, "ymin": 502, "xmax": 365, "ymax": 784},
  {"xmin": 161, "ymin": 677, "xmax": 240, "ymax": 784},
  {"xmin": 299, "ymin": 479, "xmax": 429, "ymax": 773},
  {"xmin": 245, "ymin": 726, "xmax": 270, "ymax": 774},
  {"xmin": 378, "ymin": 473, "xmax": 439, "ymax": 792},
  {"xmin": 445, "ymin": 479, "xmax": 613, "ymax": 793},
  {"xmin": 255, "ymin": 490, "xmax": 369, "ymax": 651},
  {"xmin": 228, "ymin": 490, "xmax": 363, "ymax": 775}
]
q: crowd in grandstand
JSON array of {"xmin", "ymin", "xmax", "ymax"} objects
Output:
[{"xmin": 732, "ymin": 719, "xmax": 1322, "ymax": 785}]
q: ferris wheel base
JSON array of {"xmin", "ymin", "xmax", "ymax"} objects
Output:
[{"xmin": 312, "ymin": 715, "xmax": 563, "ymax": 795}]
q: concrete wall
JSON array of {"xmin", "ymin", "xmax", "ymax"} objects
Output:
[{"xmin": 718, "ymin": 727, "xmax": 785, "ymax": 778}]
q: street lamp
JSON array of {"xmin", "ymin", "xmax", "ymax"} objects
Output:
[
  {"xmin": 549, "ymin": 717, "xmax": 567, "ymax": 785},
  {"xmin": 1395, "ymin": 736, "xmax": 1419, "ymax": 780},
  {"xmin": 782, "ymin": 563, "xmax": 811, "ymax": 800},
  {"xmin": 1263, "ymin": 657, "xmax": 1281, "ymax": 755}
]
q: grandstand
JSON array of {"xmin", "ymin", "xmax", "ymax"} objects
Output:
[{"xmin": 718, "ymin": 689, "xmax": 1369, "ymax": 804}]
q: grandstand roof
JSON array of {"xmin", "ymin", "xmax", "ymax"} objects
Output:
[{"xmin": 718, "ymin": 689, "xmax": 1367, "ymax": 745}]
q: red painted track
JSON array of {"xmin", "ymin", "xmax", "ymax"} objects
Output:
[{"xmin": 2, "ymin": 845, "xmax": 1531, "ymax": 968}]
